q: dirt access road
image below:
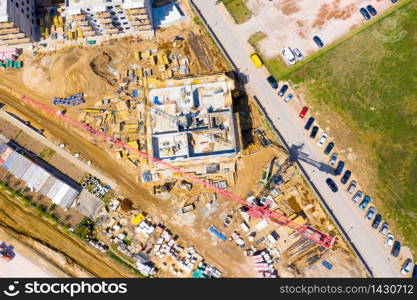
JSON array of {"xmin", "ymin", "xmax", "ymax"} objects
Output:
[{"xmin": 239, "ymin": 0, "xmax": 392, "ymax": 59}]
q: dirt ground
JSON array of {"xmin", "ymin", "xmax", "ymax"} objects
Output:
[
  {"xmin": 0, "ymin": 189, "xmax": 135, "ymax": 277},
  {"xmin": 241, "ymin": 0, "xmax": 392, "ymax": 59}
]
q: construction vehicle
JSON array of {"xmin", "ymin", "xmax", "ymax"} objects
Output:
[{"xmin": 0, "ymin": 244, "xmax": 12, "ymax": 261}]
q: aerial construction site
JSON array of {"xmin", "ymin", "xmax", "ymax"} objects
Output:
[{"xmin": 0, "ymin": 0, "xmax": 366, "ymax": 278}]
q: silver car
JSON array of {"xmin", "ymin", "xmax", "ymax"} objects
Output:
[
  {"xmin": 347, "ymin": 180, "xmax": 357, "ymax": 193},
  {"xmin": 329, "ymin": 153, "xmax": 338, "ymax": 166},
  {"xmin": 379, "ymin": 222, "xmax": 389, "ymax": 235},
  {"xmin": 293, "ymin": 48, "xmax": 304, "ymax": 60},
  {"xmin": 352, "ymin": 191, "xmax": 362, "ymax": 202},
  {"xmin": 318, "ymin": 133, "xmax": 328, "ymax": 147},
  {"xmin": 385, "ymin": 233, "xmax": 394, "ymax": 247}
]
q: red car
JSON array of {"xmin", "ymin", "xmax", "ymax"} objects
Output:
[
  {"xmin": 0, "ymin": 244, "xmax": 13, "ymax": 261},
  {"xmin": 299, "ymin": 106, "xmax": 309, "ymax": 118}
]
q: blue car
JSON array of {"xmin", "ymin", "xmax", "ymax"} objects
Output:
[
  {"xmin": 313, "ymin": 35, "xmax": 324, "ymax": 48},
  {"xmin": 267, "ymin": 76, "xmax": 278, "ymax": 89},
  {"xmin": 341, "ymin": 170, "xmax": 351, "ymax": 184},
  {"xmin": 278, "ymin": 84, "xmax": 288, "ymax": 96},
  {"xmin": 326, "ymin": 178, "xmax": 338, "ymax": 193},
  {"xmin": 372, "ymin": 214, "xmax": 382, "ymax": 229},
  {"xmin": 359, "ymin": 195, "xmax": 371, "ymax": 210},
  {"xmin": 367, "ymin": 5, "xmax": 377, "ymax": 16},
  {"xmin": 335, "ymin": 160, "xmax": 345, "ymax": 175},
  {"xmin": 360, "ymin": 7, "xmax": 371, "ymax": 21},
  {"xmin": 304, "ymin": 117, "xmax": 315, "ymax": 130},
  {"xmin": 324, "ymin": 142, "xmax": 334, "ymax": 155}
]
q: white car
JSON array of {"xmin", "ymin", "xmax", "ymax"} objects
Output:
[
  {"xmin": 293, "ymin": 48, "xmax": 304, "ymax": 60},
  {"xmin": 318, "ymin": 133, "xmax": 328, "ymax": 147},
  {"xmin": 282, "ymin": 47, "xmax": 296, "ymax": 65},
  {"xmin": 385, "ymin": 233, "xmax": 394, "ymax": 247}
]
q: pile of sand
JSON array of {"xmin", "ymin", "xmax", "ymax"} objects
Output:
[{"xmin": 22, "ymin": 46, "xmax": 131, "ymax": 101}]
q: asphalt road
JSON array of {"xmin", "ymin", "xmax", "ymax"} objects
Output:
[
  {"xmin": 0, "ymin": 242, "xmax": 54, "ymax": 278},
  {"xmin": 192, "ymin": 0, "xmax": 400, "ymax": 277}
]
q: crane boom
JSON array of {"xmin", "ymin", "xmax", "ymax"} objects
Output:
[{"xmin": 21, "ymin": 95, "xmax": 335, "ymax": 249}]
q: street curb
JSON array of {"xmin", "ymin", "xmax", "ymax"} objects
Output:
[{"xmin": 189, "ymin": 0, "xmax": 374, "ymax": 277}]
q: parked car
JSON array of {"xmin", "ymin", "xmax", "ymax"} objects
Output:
[
  {"xmin": 401, "ymin": 259, "xmax": 413, "ymax": 275},
  {"xmin": 318, "ymin": 133, "xmax": 328, "ymax": 147},
  {"xmin": 360, "ymin": 7, "xmax": 371, "ymax": 20},
  {"xmin": 293, "ymin": 48, "xmax": 304, "ymax": 60},
  {"xmin": 391, "ymin": 241, "xmax": 401, "ymax": 257},
  {"xmin": 266, "ymin": 76, "xmax": 278, "ymax": 89},
  {"xmin": 340, "ymin": 170, "xmax": 351, "ymax": 184},
  {"xmin": 326, "ymin": 178, "xmax": 338, "ymax": 193},
  {"xmin": 299, "ymin": 106, "xmax": 309, "ymax": 118},
  {"xmin": 365, "ymin": 206, "xmax": 375, "ymax": 220},
  {"xmin": 329, "ymin": 153, "xmax": 338, "ymax": 166},
  {"xmin": 359, "ymin": 195, "xmax": 371, "ymax": 210},
  {"xmin": 379, "ymin": 222, "xmax": 389, "ymax": 235},
  {"xmin": 324, "ymin": 142, "xmax": 334, "ymax": 155},
  {"xmin": 310, "ymin": 126, "xmax": 319, "ymax": 138},
  {"xmin": 284, "ymin": 93, "xmax": 294, "ymax": 103},
  {"xmin": 347, "ymin": 180, "xmax": 357, "ymax": 193},
  {"xmin": 385, "ymin": 233, "xmax": 394, "ymax": 247},
  {"xmin": 304, "ymin": 117, "xmax": 315, "ymax": 130},
  {"xmin": 313, "ymin": 35, "xmax": 324, "ymax": 48},
  {"xmin": 372, "ymin": 214, "xmax": 382, "ymax": 229},
  {"xmin": 282, "ymin": 47, "xmax": 296, "ymax": 65},
  {"xmin": 352, "ymin": 190, "xmax": 362, "ymax": 203},
  {"xmin": 367, "ymin": 5, "xmax": 377, "ymax": 16},
  {"xmin": 278, "ymin": 84, "xmax": 289, "ymax": 96},
  {"xmin": 335, "ymin": 160, "xmax": 345, "ymax": 175}
]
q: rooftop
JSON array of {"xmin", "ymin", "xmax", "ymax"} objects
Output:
[{"xmin": 147, "ymin": 75, "xmax": 238, "ymax": 163}]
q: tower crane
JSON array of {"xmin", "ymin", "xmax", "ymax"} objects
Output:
[{"xmin": 21, "ymin": 95, "xmax": 336, "ymax": 249}]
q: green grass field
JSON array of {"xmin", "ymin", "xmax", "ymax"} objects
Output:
[
  {"xmin": 222, "ymin": 0, "xmax": 252, "ymax": 24},
  {"xmin": 286, "ymin": 2, "xmax": 417, "ymax": 255}
]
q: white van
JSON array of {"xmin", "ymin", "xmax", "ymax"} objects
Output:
[{"xmin": 282, "ymin": 47, "xmax": 296, "ymax": 65}]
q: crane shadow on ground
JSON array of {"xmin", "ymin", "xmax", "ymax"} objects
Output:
[{"xmin": 289, "ymin": 143, "xmax": 335, "ymax": 175}]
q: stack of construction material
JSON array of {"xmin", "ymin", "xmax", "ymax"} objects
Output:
[
  {"xmin": 0, "ymin": 49, "xmax": 21, "ymax": 61},
  {"xmin": 0, "ymin": 49, "xmax": 23, "ymax": 69},
  {"xmin": 52, "ymin": 93, "xmax": 85, "ymax": 106},
  {"xmin": 252, "ymin": 251, "xmax": 277, "ymax": 278}
]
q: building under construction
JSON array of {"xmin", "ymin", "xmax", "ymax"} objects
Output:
[
  {"xmin": 0, "ymin": 0, "xmax": 38, "ymax": 46},
  {"xmin": 64, "ymin": 0, "xmax": 154, "ymax": 38},
  {"xmin": 142, "ymin": 74, "xmax": 239, "ymax": 182}
]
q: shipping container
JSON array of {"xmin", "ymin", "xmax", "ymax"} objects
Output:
[{"xmin": 209, "ymin": 225, "xmax": 226, "ymax": 241}]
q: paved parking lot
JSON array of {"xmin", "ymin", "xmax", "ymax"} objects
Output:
[{"xmin": 239, "ymin": 0, "xmax": 392, "ymax": 60}]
